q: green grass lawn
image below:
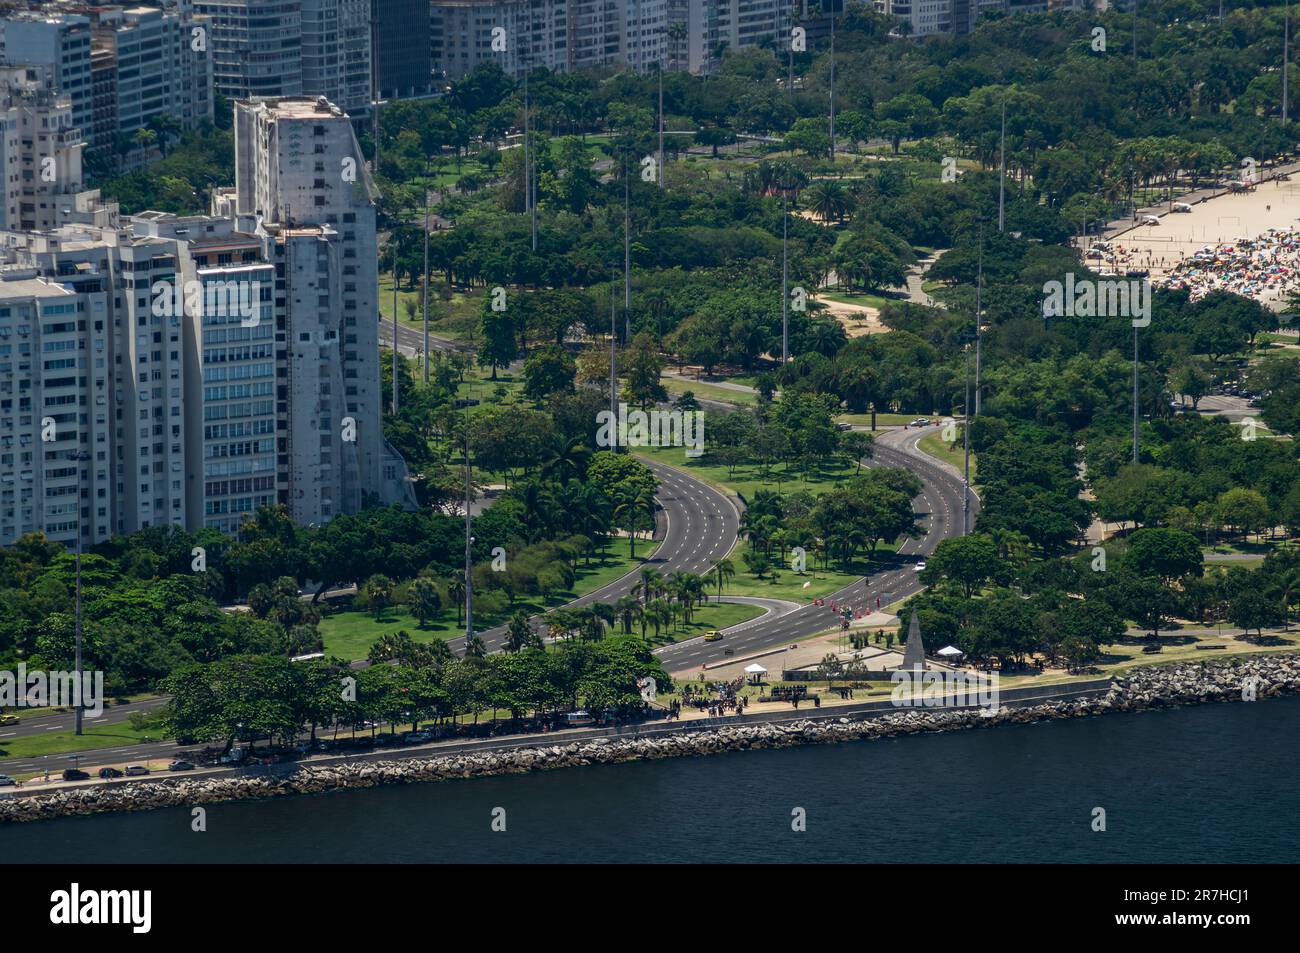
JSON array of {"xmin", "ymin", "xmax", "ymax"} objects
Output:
[
  {"xmin": 818, "ymin": 290, "xmax": 892, "ymax": 309},
  {"xmin": 720, "ymin": 541, "xmax": 897, "ymax": 603},
  {"xmin": 0, "ymin": 720, "xmax": 163, "ymax": 762},
  {"xmin": 378, "ymin": 272, "xmax": 422, "ymax": 328},
  {"xmin": 320, "ymin": 543, "xmax": 661, "ymax": 660},
  {"xmin": 834, "ymin": 412, "xmax": 916, "ymax": 428},
  {"xmin": 633, "ymin": 445, "xmax": 871, "ymax": 502},
  {"xmin": 918, "ymin": 431, "xmax": 977, "ymax": 482},
  {"xmin": 660, "ymin": 374, "xmax": 757, "ymax": 406},
  {"xmin": 640, "ymin": 600, "xmax": 765, "ymax": 647}
]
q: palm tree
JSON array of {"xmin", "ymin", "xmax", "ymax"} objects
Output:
[
  {"xmin": 363, "ymin": 574, "xmax": 394, "ymax": 620},
  {"xmin": 666, "ymin": 20, "xmax": 688, "ymax": 71},
  {"xmin": 132, "ymin": 127, "xmax": 157, "ymax": 157},
  {"xmin": 805, "ymin": 181, "xmax": 849, "ymax": 224},
  {"xmin": 568, "ymin": 481, "xmax": 611, "ymax": 562},
  {"xmin": 615, "ymin": 595, "xmax": 641, "ymax": 635},
  {"xmin": 427, "ymin": 639, "xmax": 454, "ymax": 665},
  {"xmin": 464, "ymin": 634, "xmax": 487, "ymax": 658},
  {"xmin": 541, "ymin": 435, "xmax": 591, "ymax": 482},
  {"xmin": 711, "ymin": 559, "xmax": 735, "ymax": 602},
  {"xmin": 448, "ymin": 576, "xmax": 466, "ymax": 626},
  {"xmin": 647, "ymin": 599, "xmax": 672, "ymax": 640},
  {"xmin": 506, "ymin": 610, "xmax": 533, "ymax": 652},
  {"xmin": 147, "ymin": 114, "xmax": 180, "ymax": 158},
  {"xmin": 615, "ymin": 492, "xmax": 654, "ymax": 558}
]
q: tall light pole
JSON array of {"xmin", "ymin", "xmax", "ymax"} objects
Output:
[
  {"xmin": 781, "ymin": 190, "xmax": 789, "ymax": 363},
  {"xmin": 1133, "ymin": 324, "xmax": 1141, "ymax": 463},
  {"xmin": 974, "ymin": 221, "xmax": 984, "ymax": 416},
  {"xmin": 610, "ymin": 266, "xmax": 618, "ymax": 423},
  {"xmin": 1285, "ymin": 1, "xmax": 1291, "ymax": 127},
  {"xmin": 391, "ymin": 240, "xmax": 399, "ymax": 414},
  {"xmin": 422, "ymin": 171, "xmax": 430, "ymax": 384},
  {"xmin": 463, "ymin": 405, "xmax": 473, "ymax": 643},
  {"xmin": 72, "ymin": 449, "xmax": 86, "ymax": 735},
  {"xmin": 828, "ymin": 3, "xmax": 836, "ymax": 162},
  {"xmin": 997, "ymin": 96, "xmax": 1007, "ymax": 233},
  {"xmin": 624, "ymin": 163, "xmax": 632, "ymax": 342},
  {"xmin": 963, "ymin": 345, "xmax": 972, "ymax": 535},
  {"xmin": 657, "ymin": 61, "xmax": 665, "ymax": 191}
]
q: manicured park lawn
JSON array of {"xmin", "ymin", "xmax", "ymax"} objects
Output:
[
  {"xmin": 719, "ymin": 541, "xmax": 897, "ymax": 604},
  {"xmin": 659, "ymin": 374, "xmax": 757, "ymax": 406},
  {"xmin": 0, "ymin": 721, "xmax": 161, "ymax": 762},
  {"xmin": 320, "ymin": 543, "xmax": 661, "ymax": 659},
  {"xmin": 639, "ymin": 600, "xmax": 765, "ymax": 647},
  {"xmin": 918, "ymin": 431, "xmax": 977, "ymax": 482},
  {"xmin": 818, "ymin": 290, "xmax": 891, "ymax": 310},
  {"xmin": 633, "ymin": 445, "xmax": 871, "ymax": 503},
  {"xmin": 833, "ymin": 412, "xmax": 917, "ymax": 428}
]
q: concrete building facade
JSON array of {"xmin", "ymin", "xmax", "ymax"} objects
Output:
[{"xmin": 0, "ymin": 65, "xmax": 85, "ymax": 232}]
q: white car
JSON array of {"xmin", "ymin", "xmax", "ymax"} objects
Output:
[
  {"xmin": 909, "ymin": 418, "xmax": 930, "ymax": 427},
  {"xmin": 912, "ymin": 561, "xmax": 927, "ymax": 572}
]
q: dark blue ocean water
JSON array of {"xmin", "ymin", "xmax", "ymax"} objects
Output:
[{"xmin": 6, "ymin": 696, "xmax": 1298, "ymax": 863}]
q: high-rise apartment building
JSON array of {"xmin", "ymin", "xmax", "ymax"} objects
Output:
[
  {"xmin": 0, "ymin": 11, "xmax": 94, "ymax": 135},
  {"xmin": 84, "ymin": 5, "xmax": 214, "ymax": 150},
  {"xmin": 0, "ymin": 95, "xmax": 413, "ymax": 548},
  {"xmin": 0, "ymin": 275, "xmax": 106, "ymax": 548},
  {"xmin": 192, "ymin": 0, "xmax": 373, "ymax": 114},
  {"xmin": 0, "ymin": 65, "xmax": 85, "ymax": 232},
  {"xmin": 233, "ymin": 96, "xmax": 411, "ymax": 526},
  {"xmin": 372, "ymin": 0, "xmax": 431, "ymax": 99},
  {"xmin": 301, "ymin": 0, "xmax": 374, "ymax": 114},
  {"xmin": 192, "ymin": 0, "xmax": 303, "ymax": 100},
  {"xmin": 430, "ymin": 0, "xmax": 786, "ymax": 80},
  {"xmin": 0, "ymin": 5, "xmax": 211, "ymax": 154}
]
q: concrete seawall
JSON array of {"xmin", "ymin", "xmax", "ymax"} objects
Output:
[{"xmin": 2, "ymin": 654, "xmax": 1297, "ymax": 824}]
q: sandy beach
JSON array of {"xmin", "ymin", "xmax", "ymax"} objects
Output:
[{"xmin": 1099, "ymin": 175, "xmax": 1300, "ymax": 309}]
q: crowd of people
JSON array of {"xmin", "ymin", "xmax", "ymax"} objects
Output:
[{"xmin": 1149, "ymin": 226, "xmax": 1300, "ymax": 303}]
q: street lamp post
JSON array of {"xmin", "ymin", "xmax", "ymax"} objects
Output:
[
  {"xmin": 71, "ymin": 448, "xmax": 88, "ymax": 735},
  {"xmin": 422, "ymin": 168, "xmax": 430, "ymax": 385},
  {"xmin": 781, "ymin": 190, "xmax": 789, "ymax": 363}
]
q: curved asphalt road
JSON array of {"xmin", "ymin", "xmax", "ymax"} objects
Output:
[
  {"xmin": 445, "ymin": 458, "xmax": 741, "ymax": 654},
  {"xmin": 655, "ymin": 426, "xmax": 976, "ymax": 674}
]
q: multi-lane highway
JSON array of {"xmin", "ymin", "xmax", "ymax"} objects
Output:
[
  {"xmin": 655, "ymin": 426, "xmax": 976, "ymax": 673},
  {"xmin": 446, "ymin": 458, "xmax": 741, "ymax": 653}
]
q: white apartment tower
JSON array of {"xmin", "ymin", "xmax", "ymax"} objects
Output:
[
  {"xmin": 192, "ymin": 0, "xmax": 304, "ymax": 100},
  {"xmin": 0, "ymin": 276, "xmax": 106, "ymax": 548},
  {"xmin": 193, "ymin": 0, "xmax": 372, "ymax": 113},
  {"xmin": 0, "ymin": 12, "xmax": 94, "ymax": 138},
  {"xmin": 0, "ymin": 65, "xmax": 85, "ymax": 232},
  {"xmin": 233, "ymin": 96, "xmax": 406, "ymax": 526}
]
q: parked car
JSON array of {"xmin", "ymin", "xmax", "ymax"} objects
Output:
[
  {"xmin": 564, "ymin": 711, "xmax": 596, "ymax": 728},
  {"xmin": 1140, "ymin": 214, "xmax": 1161, "ymax": 225},
  {"xmin": 124, "ymin": 765, "xmax": 150, "ymax": 776},
  {"xmin": 403, "ymin": 731, "xmax": 434, "ymax": 744},
  {"xmin": 98, "ymin": 767, "xmax": 123, "ymax": 779},
  {"xmin": 62, "ymin": 769, "xmax": 90, "ymax": 782},
  {"xmin": 167, "ymin": 760, "xmax": 195, "ymax": 772},
  {"xmin": 0, "ymin": 774, "xmax": 16, "ymax": 787},
  {"xmin": 1172, "ymin": 202, "xmax": 1193, "ymax": 213}
]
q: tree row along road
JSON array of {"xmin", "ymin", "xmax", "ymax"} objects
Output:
[
  {"xmin": 374, "ymin": 316, "xmax": 972, "ymax": 666},
  {"xmin": 655, "ymin": 426, "xmax": 976, "ymax": 673},
  {"xmin": 0, "ymin": 433, "xmax": 965, "ymax": 774}
]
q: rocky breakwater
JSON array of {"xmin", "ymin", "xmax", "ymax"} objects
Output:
[{"xmin": 4, "ymin": 654, "xmax": 1299, "ymax": 824}]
